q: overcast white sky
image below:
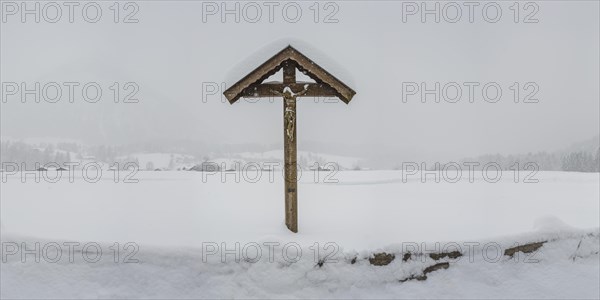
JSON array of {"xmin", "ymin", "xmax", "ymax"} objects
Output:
[{"xmin": 1, "ymin": 1, "xmax": 598, "ymax": 160}]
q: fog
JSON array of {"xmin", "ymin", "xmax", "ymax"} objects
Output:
[{"xmin": 1, "ymin": 1, "xmax": 598, "ymax": 162}]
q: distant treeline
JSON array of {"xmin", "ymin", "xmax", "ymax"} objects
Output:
[
  {"xmin": 0, "ymin": 141, "xmax": 135, "ymax": 169},
  {"xmin": 561, "ymin": 150, "xmax": 600, "ymax": 172},
  {"xmin": 1, "ymin": 141, "xmax": 72, "ymax": 167},
  {"xmin": 460, "ymin": 149, "xmax": 600, "ymax": 173},
  {"xmin": 2, "ymin": 140, "xmax": 599, "ymax": 172}
]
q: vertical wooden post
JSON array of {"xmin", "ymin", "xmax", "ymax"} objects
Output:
[{"xmin": 282, "ymin": 60, "xmax": 298, "ymax": 233}]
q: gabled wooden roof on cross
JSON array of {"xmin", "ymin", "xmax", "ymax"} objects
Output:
[{"xmin": 223, "ymin": 45, "xmax": 356, "ymax": 104}]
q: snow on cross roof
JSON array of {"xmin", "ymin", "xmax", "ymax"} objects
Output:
[{"xmin": 223, "ymin": 39, "xmax": 356, "ymax": 104}]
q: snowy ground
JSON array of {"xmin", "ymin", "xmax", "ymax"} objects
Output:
[
  {"xmin": 2, "ymin": 231, "xmax": 598, "ymax": 299},
  {"xmin": 1, "ymin": 171, "xmax": 599, "ymax": 298}
]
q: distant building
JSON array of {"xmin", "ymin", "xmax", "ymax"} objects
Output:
[
  {"xmin": 309, "ymin": 165, "xmax": 332, "ymax": 171},
  {"xmin": 189, "ymin": 162, "xmax": 221, "ymax": 172}
]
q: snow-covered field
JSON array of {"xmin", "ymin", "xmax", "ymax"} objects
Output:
[{"xmin": 1, "ymin": 171, "xmax": 599, "ymax": 298}]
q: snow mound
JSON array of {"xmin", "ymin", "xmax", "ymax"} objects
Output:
[
  {"xmin": 533, "ymin": 216, "xmax": 578, "ymax": 234},
  {"xmin": 224, "ymin": 38, "xmax": 355, "ymax": 88}
]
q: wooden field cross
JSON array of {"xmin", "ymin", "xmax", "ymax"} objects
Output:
[{"xmin": 224, "ymin": 45, "xmax": 356, "ymax": 233}]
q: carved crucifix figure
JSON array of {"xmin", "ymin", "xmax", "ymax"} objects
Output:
[
  {"xmin": 284, "ymin": 103, "xmax": 295, "ymax": 142},
  {"xmin": 271, "ymin": 84, "xmax": 309, "ymax": 144},
  {"xmin": 223, "ymin": 46, "xmax": 356, "ymax": 233}
]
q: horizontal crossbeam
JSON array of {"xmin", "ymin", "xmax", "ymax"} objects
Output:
[{"xmin": 240, "ymin": 82, "xmax": 340, "ymax": 99}]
